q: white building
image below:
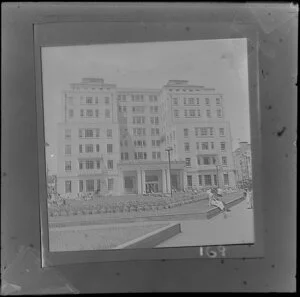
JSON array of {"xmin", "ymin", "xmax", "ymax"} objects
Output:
[
  {"xmin": 233, "ymin": 141, "xmax": 252, "ymax": 188},
  {"xmin": 56, "ymin": 78, "xmax": 236, "ymax": 197}
]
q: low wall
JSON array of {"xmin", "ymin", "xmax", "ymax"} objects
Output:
[{"xmin": 113, "ymin": 223, "xmax": 181, "ymax": 249}]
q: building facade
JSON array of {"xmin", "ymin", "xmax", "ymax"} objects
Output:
[
  {"xmin": 56, "ymin": 78, "xmax": 236, "ymax": 197},
  {"xmin": 233, "ymin": 141, "xmax": 252, "ymax": 188}
]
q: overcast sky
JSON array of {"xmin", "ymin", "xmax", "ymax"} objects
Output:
[{"xmin": 42, "ymin": 38, "xmax": 250, "ymax": 174}]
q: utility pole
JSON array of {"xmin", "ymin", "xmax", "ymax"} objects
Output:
[{"xmin": 165, "ymin": 147, "xmax": 173, "ymax": 197}]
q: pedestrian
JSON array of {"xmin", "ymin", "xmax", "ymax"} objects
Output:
[{"xmin": 246, "ymin": 187, "xmax": 253, "ymax": 209}]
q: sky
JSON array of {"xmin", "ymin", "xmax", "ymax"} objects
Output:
[{"xmin": 42, "ymin": 38, "xmax": 250, "ymax": 174}]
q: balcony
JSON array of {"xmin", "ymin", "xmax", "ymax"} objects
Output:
[{"xmin": 77, "ymin": 169, "xmax": 108, "ymax": 176}]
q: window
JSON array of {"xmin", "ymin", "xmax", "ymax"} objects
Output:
[
  {"xmin": 185, "ymin": 158, "xmax": 191, "ymax": 167},
  {"xmin": 224, "ymin": 174, "xmax": 229, "ymax": 186},
  {"xmin": 86, "ymin": 160, "xmax": 94, "ymax": 169},
  {"xmin": 197, "ymin": 156, "xmax": 201, "ymax": 165},
  {"xmin": 203, "ymin": 157, "xmax": 210, "ymax": 165},
  {"xmin": 65, "ymin": 161, "xmax": 71, "ymax": 171},
  {"xmin": 85, "ymin": 129, "xmax": 93, "ymax": 138},
  {"xmin": 65, "ymin": 181, "xmax": 72, "ymax": 193},
  {"xmin": 96, "ymin": 160, "xmax": 100, "ymax": 169},
  {"xmin": 219, "ymin": 128, "xmax": 225, "ymax": 136},
  {"xmin": 68, "ymin": 109, "xmax": 74, "ymax": 118},
  {"xmin": 202, "ymin": 142, "xmax": 209, "ymax": 150},
  {"xmin": 197, "ymin": 98, "xmax": 200, "ymax": 105},
  {"xmin": 189, "ymin": 110, "xmax": 196, "ymax": 117},
  {"xmin": 85, "ymin": 144, "xmax": 93, "ymax": 153},
  {"xmin": 156, "ymin": 140, "xmax": 160, "ymax": 146},
  {"xmin": 188, "ymin": 98, "xmax": 194, "ymax": 105},
  {"xmin": 217, "ymin": 109, "xmax": 222, "ymax": 118},
  {"xmin": 206, "ymin": 110, "xmax": 211, "ymax": 118},
  {"xmin": 79, "ymin": 161, "xmax": 83, "ymax": 170},
  {"xmin": 184, "ymin": 128, "xmax": 189, "ymax": 137},
  {"xmin": 184, "ymin": 98, "xmax": 187, "ymax": 105},
  {"xmin": 196, "ymin": 142, "xmax": 200, "ymax": 150},
  {"xmin": 216, "ymin": 98, "xmax": 220, "ymax": 105},
  {"xmin": 107, "ymin": 160, "xmax": 113, "ymax": 169},
  {"xmin": 105, "ymin": 97, "xmax": 110, "ymax": 104},
  {"xmin": 108, "ymin": 178, "xmax": 114, "ymax": 191},
  {"xmin": 80, "ymin": 109, "xmax": 84, "ymax": 117},
  {"xmin": 124, "ymin": 152, "xmax": 129, "ymax": 160},
  {"xmin": 132, "ymin": 106, "xmax": 145, "ymax": 113},
  {"xmin": 107, "ymin": 129, "xmax": 112, "ymax": 138},
  {"xmin": 187, "ymin": 175, "xmax": 192, "ymax": 187},
  {"xmin": 95, "ymin": 109, "xmax": 99, "ymax": 117},
  {"xmin": 105, "ymin": 109, "xmax": 110, "ymax": 118},
  {"xmin": 174, "ymin": 110, "xmax": 179, "ymax": 117},
  {"xmin": 173, "ymin": 98, "xmax": 178, "ymax": 105},
  {"xmin": 197, "ymin": 109, "xmax": 201, "ymax": 117},
  {"xmin": 86, "ymin": 109, "xmax": 93, "ymax": 117},
  {"xmin": 153, "ymin": 95, "xmax": 158, "ymax": 101},
  {"xmin": 211, "ymin": 142, "xmax": 214, "ymax": 149},
  {"xmin": 96, "ymin": 179, "xmax": 101, "ymax": 191},
  {"xmin": 86, "ymin": 180, "xmax": 94, "ymax": 192},
  {"xmin": 65, "ymin": 129, "xmax": 71, "ymax": 140},
  {"xmin": 212, "ymin": 157, "xmax": 216, "ymax": 165},
  {"xmin": 79, "ymin": 180, "xmax": 83, "ymax": 192},
  {"xmin": 214, "ymin": 175, "xmax": 217, "ymax": 186},
  {"xmin": 156, "ymin": 128, "xmax": 159, "ymax": 136},
  {"xmin": 96, "ymin": 144, "xmax": 100, "ymax": 152},
  {"xmin": 86, "ymin": 97, "xmax": 93, "ymax": 104},
  {"xmin": 221, "ymin": 142, "xmax": 226, "ymax": 151},
  {"xmin": 96, "ymin": 128, "xmax": 100, "ymax": 138},
  {"xmin": 184, "ymin": 142, "xmax": 190, "ymax": 152},
  {"xmin": 107, "ymin": 144, "xmax": 113, "ymax": 153},
  {"xmin": 204, "ymin": 175, "xmax": 212, "ymax": 186},
  {"xmin": 79, "ymin": 144, "xmax": 83, "ymax": 153},
  {"xmin": 200, "ymin": 128, "xmax": 207, "ymax": 136},
  {"xmin": 209, "ymin": 128, "xmax": 214, "ymax": 136},
  {"xmin": 65, "ymin": 145, "xmax": 71, "ymax": 155},
  {"xmin": 222, "ymin": 156, "xmax": 227, "ymax": 165},
  {"xmin": 205, "ymin": 98, "xmax": 210, "ymax": 105},
  {"xmin": 198, "ymin": 175, "xmax": 202, "ymax": 186}
]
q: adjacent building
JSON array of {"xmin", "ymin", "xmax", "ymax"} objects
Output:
[
  {"xmin": 233, "ymin": 141, "xmax": 252, "ymax": 188},
  {"xmin": 56, "ymin": 78, "xmax": 237, "ymax": 197}
]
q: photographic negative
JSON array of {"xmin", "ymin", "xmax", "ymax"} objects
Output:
[{"xmin": 41, "ymin": 39, "xmax": 255, "ymax": 252}]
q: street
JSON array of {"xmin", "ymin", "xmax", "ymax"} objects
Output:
[{"xmin": 156, "ymin": 199, "xmax": 254, "ymax": 248}]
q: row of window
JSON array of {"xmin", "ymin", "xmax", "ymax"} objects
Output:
[
  {"xmin": 185, "ymin": 156, "xmax": 228, "ymax": 167},
  {"xmin": 173, "ymin": 97, "xmax": 220, "ymax": 106},
  {"xmin": 118, "ymin": 106, "xmax": 159, "ymax": 113},
  {"xmin": 117, "ymin": 94, "xmax": 158, "ymax": 102},
  {"xmin": 173, "ymin": 109, "xmax": 222, "ymax": 118},
  {"xmin": 64, "ymin": 159, "xmax": 114, "ymax": 171},
  {"xmin": 119, "ymin": 139, "xmax": 160, "ymax": 147},
  {"xmin": 65, "ymin": 128, "xmax": 113, "ymax": 140},
  {"xmin": 184, "ymin": 142, "xmax": 227, "ymax": 152},
  {"xmin": 78, "ymin": 109, "xmax": 111, "ymax": 118},
  {"xmin": 183, "ymin": 127, "xmax": 225, "ymax": 137},
  {"xmin": 79, "ymin": 96, "xmax": 110, "ymax": 105},
  {"xmin": 186, "ymin": 173, "xmax": 229, "ymax": 187},
  {"xmin": 65, "ymin": 178, "xmax": 114, "ymax": 193},
  {"xmin": 120, "ymin": 152, "xmax": 162, "ymax": 161}
]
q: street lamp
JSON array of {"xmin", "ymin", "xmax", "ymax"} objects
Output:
[{"xmin": 165, "ymin": 147, "xmax": 173, "ymax": 197}]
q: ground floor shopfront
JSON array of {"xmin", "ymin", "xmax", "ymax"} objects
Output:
[{"xmin": 56, "ymin": 162, "xmax": 236, "ymax": 198}]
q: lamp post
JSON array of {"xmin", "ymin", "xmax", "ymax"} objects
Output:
[
  {"xmin": 216, "ymin": 164, "xmax": 220, "ymax": 188},
  {"xmin": 165, "ymin": 147, "xmax": 173, "ymax": 197}
]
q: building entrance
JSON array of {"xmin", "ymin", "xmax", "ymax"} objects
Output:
[
  {"xmin": 145, "ymin": 174, "xmax": 159, "ymax": 193},
  {"xmin": 146, "ymin": 183, "xmax": 159, "ymax": 193}
]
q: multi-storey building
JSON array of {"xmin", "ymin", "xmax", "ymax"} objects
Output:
[
  {"xmin": 56, "ymin": 78, "xmax": 236, "ymax": 198},
  {"xmin": 233, "ymin": 141, "xmax": 252, "ymax": 188}
]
